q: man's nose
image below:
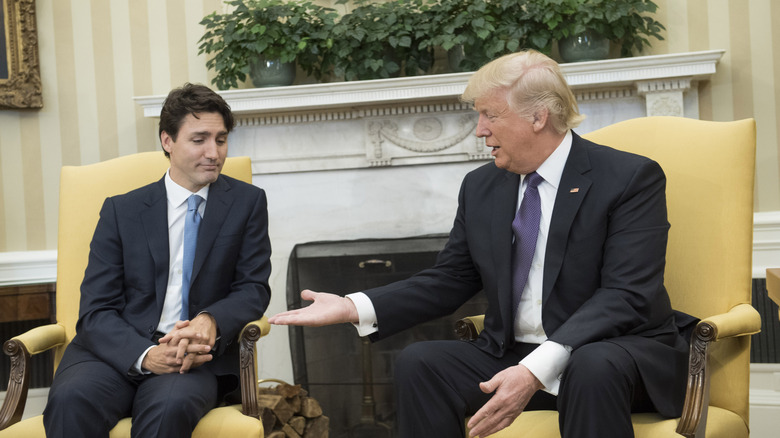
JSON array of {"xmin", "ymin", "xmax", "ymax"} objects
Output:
[
  {"xmin": 476, "ymin": 115, "xmax": 490, "ymax": 138},
  {"xmin": 204, "ymin": 140, "xmax": 219, "ymax": 159}
]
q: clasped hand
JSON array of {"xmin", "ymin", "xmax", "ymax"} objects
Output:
[{"xmin": 142, "ymin": 313, "xmax": 217, "ymax": 375}]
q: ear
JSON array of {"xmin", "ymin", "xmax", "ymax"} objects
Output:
[
  {"xmin": 160, "ymin": 131, "xmax": 173, "ymax": 154},
  {"xmin": 531, "ymin": 109, "xmax": 549, "ymax": 132}
]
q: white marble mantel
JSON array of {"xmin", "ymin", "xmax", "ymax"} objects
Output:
[
  {"xmin": 132, "ymin": 50, "xmax": 724, "ymax": 383},
  {"xmin": 136, "ymin": 50, "xmax": 722, "ymax": 117},
  {"xmin": 136, "ymin": 50, "xmax": 723, "ymax": 175}
]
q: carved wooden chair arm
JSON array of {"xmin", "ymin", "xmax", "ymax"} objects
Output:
[
  {"xmin": 676, "ymin": 303, "xmax": 761, "ymax": 438},
  {"xmin": 0, "ymin": 324, "xmax": 67, "ymax": 431},
  {"xmin": 454, "ymin": 315, "xmax": 485, "ymax": 341},
  {"xmin": 238, "ymin": 316, "xmax": 271, "ymax": 419}
]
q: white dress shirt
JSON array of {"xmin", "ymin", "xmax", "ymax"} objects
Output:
[
  {"xmin": 132, "ymin": 170, "xmax": 209, "ymax": 373},
  {"xmin": 347, "ymin": 132, "xmax": 574, "ymax": 395}
]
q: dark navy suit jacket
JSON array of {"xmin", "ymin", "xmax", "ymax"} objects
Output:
[
  {"xmin": 64, "ymin": 174, "xmax": 271, "ymax": 397},
  {"xmin": 366, "ymin": 133, "xmax": 694, "ymax": 417}
]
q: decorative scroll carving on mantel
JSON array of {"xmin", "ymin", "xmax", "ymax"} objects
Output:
[
  {"xmin": 135, "ymin": 50, "xmax": 724, "ymax": 174},
  {"xmin": 366, "ymin": 112, "xmax": 482, "ymax": 167}
]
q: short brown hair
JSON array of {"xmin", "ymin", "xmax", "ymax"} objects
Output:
[{"xmin": 158, "ymin": 83, "xmax": 235, "ymax": 157}]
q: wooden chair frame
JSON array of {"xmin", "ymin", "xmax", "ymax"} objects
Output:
[{"xmin": 0, "ymin": 317, "xmax": 270, "ymax": 430}]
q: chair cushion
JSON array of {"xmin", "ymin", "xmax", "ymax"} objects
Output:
[
  {"xmin": 0, "ymin": 404, "xmax": 262, "ymax": 438},
  {"xmin": 481, "ymin": 407, "xmax": 747, "ymax": 438}
]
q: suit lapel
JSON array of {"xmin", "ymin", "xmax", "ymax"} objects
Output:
[
  {"xmin": 140, "ymin": 178, "xmax": 170, "ymax": 312},
  {"xmin": 191, "ymin": 175, "xmax": 234, "ymax": 284},
  {"xmin": 543, "ymin": 133, "xmax": 592, "ymax": 301},
  {"xmin": 491, "ymin": 170, "xmax": 521, "ymax": 333}
]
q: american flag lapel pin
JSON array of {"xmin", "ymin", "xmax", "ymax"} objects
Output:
[{"xmin": 570, "ymin": 188, "xmax": 580, "ymax": 193}]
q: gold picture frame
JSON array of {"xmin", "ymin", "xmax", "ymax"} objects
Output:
[{"xmin": 0, "ymin": 0, "xmax": 41, "ymax": 109}]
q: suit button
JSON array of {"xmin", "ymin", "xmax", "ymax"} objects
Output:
[
  {"xmin": 148, "ymin": 326, "xmax": 154, "ymax": 333},
  {"xmin": 500, "ymin": 341, "xmax": 505, "ymax": 349}
]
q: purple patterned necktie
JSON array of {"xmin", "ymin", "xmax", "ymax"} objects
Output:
[{"xmin": 512, "ymin": 172, "xmax": 543, "ymax": 318}]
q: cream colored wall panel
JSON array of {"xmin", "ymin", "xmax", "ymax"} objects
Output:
[
  {"xmin": 166, "ymin": 0, "xmax": 189, "ymax": 88},
  {"xmin": 72, "ymin": 0, "xmax": 101, "ymax": 166},
  {"xmin": 0, "ymin": 115, "xmax": 28, "ymax": 250},
  {"xmin": 128, "ymin": 0, "xmax": 156, "ymax": 150},
  {"xmin": 52, "ymin": 0, "xmax": 82, "ymax": 168},
  {"xmin": 772, "ymin": 0, "xmax": 780, "ymax": 206},
  {"xmin": 707, "ymin": 0, "xmax": 735, "ymax": 122},
  {"xmin": 749, "ymin": 0, "xmax": 780, "ymax": 211},
  {"xmin": 36, "ymin": 0, "xmax": 64, "ymax": 249},
  {"xmin": 110, "ymin": 0, "xmax": 139, "ymax": 157},
  {"xmin": 687, "ymin": 0, "xmax": 710, "ymax": 52},
  {"xmin": 148, "ymin": 0, "xmax": 172, "ymax": 94},
  {"xmin": 91, "ymin": 0, "xmax": 120, "ymax": 162},
  {"xmin": 20, "ymin": 115, "xmax": 46, "ymax": 250},
  {"xmin": 185, "ymin": 0, "xmax": 209, "ymax": 86},
  {"xmin": 664, "ymin": 0, "xmax": 691, "ymax": 54},
  {"xmin": 729, "ymin": 1, "xmax": 754, "ymax": 120}
]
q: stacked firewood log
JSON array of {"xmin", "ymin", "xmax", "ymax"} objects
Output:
[{"xmin": 259, "ymin": 383, "xmax": 329, "ymax": 438}]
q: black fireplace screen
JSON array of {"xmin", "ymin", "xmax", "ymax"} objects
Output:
[{"xmin": 286, "ymin": 235, "xmax": 487, "ymax": 438}]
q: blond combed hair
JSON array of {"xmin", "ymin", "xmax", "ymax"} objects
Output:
[{"xmin": 461, "ymin": 50, "xmax": 585, "ymax": 134}]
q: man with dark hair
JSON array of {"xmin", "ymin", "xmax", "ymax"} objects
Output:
[
  {"xmin": 271, "ymin": 52, "xmax": 694, "ymax": 437},
  {"xmin": 43, "ymin": 83, "xmax": 271, "ymax": 437}
]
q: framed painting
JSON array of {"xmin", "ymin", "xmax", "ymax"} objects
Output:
[{"xmin": 0, "ymin": 0, "xmax": 41, "ymax": 109}]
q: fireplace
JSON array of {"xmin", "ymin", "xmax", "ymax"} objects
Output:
[
  {"xmin": 286, "ymin": 235, "xmax": 487, "ymax": 437},
  {"xmin": 134, "ymin": 49, "xmax": 723, "ymax": 389}
]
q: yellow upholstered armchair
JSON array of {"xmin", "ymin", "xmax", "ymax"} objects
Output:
[
  {"xmin": 0, "ymin": 152, "xmax": 270, "ymax": 437},
  {"xmin": 456, "ymin": 117, "xmax": 761, "ymax": 438}
]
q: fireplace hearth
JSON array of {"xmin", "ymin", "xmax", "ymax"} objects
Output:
[{"xmin": 286, "ymin": 235, "xmax": 488, "ymax": 438}]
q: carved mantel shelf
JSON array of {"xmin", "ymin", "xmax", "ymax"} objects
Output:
[
  {"xmin": 134, "ymin": 50, "xmax": 723, "ymax": 174},
  {"xmin": 136, "ymin": 50, "xmax": 723, "ymax": 117}
]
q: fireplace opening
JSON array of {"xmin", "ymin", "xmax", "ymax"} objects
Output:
[{"xmin": 286, "ymin": 235, "xmax": 488, "ymax": 438}]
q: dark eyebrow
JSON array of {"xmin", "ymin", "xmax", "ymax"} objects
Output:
[{"xmin": 190, "ymin": 130, "xmax": 228, "ymax": 137}]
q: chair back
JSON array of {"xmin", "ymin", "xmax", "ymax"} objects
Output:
[
  {"xmin": 55, "ymin": 152, "xmax": 252, "ymax": 368},
  {"xmin": 583, "ymin": 117, "xmax": 756, "ymax": 425}
]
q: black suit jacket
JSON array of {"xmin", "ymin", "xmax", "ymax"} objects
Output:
[
  {"xmin": 366, "ymin": 133, "xmax": 692, "ymax": 417},
  {"xmin": 65, "ymin": 174, "xmax": 271, "ymax": 394}
]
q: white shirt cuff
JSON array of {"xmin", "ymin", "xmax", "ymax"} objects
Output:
[
  {"xmin": 519, "ymin": 340, "xmax": 571, "ymax": 395},
  {"xmin": 132, "ymin": 346, "xmax": 155, "ymax": 375},
  {"xmin": 346, "ymin": 292, "xmax": 379, "ymax": 337}
]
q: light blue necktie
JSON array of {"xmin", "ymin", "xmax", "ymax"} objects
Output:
[{"xmin": 181, "ymin": 194, "xmax": 203, "ymax": 321}]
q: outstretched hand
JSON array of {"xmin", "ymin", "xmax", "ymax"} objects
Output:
[
  {"xmin": 467, "ymin": 364, "xmax": 543, "ymax": 438},
  {"xmin": 269, "ymin": 289, "xmax": 359, "ymax": 327}
]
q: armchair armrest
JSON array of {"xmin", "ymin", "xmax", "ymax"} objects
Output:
[
  {"xmin": 454, "ymin": 315, "xmax": 485, "ymax": 341},
  {"xmin": 0, "ymin": 324, "xmax": 67, "ymax": 430},
  {"xmin": 238, "ymin": 316, "xmax": 271, "ymax": 419},
  {"xmin": 676, "ymin": 303, "xmax": 761, "ymax": 438}
]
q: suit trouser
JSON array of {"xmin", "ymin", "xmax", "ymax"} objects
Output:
[
  {"xmin": 43, "ymin": 343, "xmax": 218, "ymax": 438},
  {"xmin": 393, "ymin": 340, "xmax": 655, "ymax": 438}
]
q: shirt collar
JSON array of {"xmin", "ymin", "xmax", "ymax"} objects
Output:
[
  {"xmin": 164, "ymin": 169, "xmax": 210, "ymax": 208},
  {"xmin": 526, "ymin": 130, "xmax": 573, "ymax": 190}
]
